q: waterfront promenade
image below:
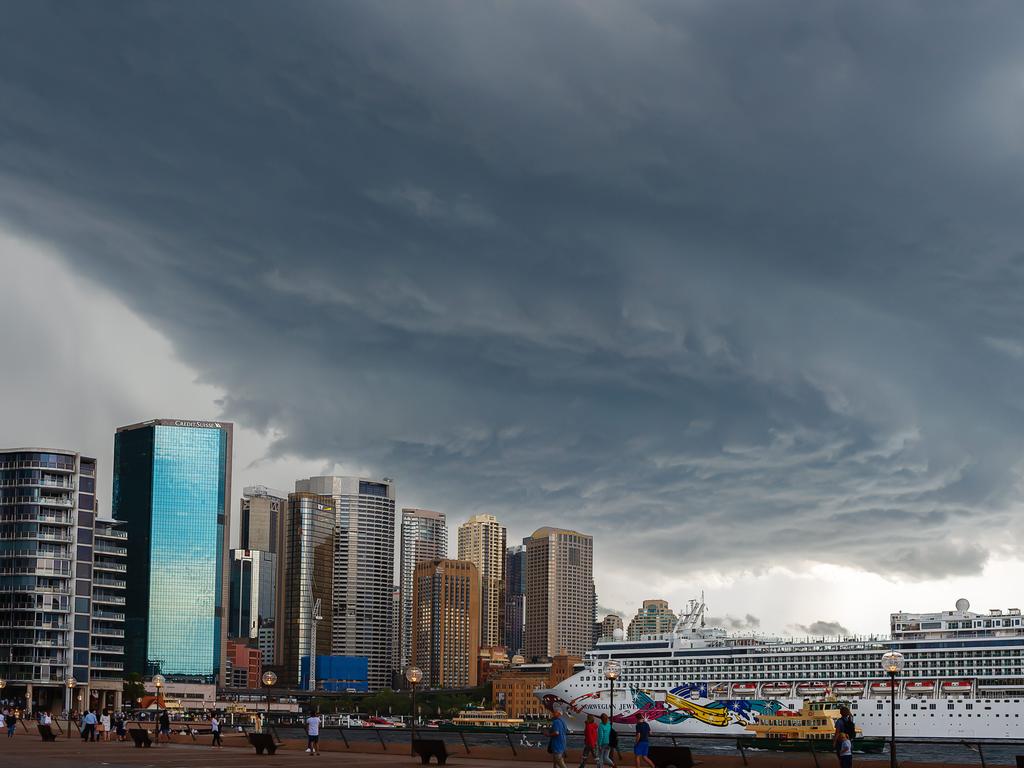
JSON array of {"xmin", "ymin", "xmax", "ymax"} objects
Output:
[{"xmin": 0, "ymin": 732, "xmax": 1020, "ymax": 768}]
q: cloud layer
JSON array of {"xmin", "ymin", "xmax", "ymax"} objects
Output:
[{"xmin": 3, "ymin": 2, "xmax": 1024, "ymax": 591}]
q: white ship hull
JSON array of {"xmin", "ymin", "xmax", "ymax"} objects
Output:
[{"xmin": 538, "ymin": 683, "xmax": 1024, "ymax": 739}]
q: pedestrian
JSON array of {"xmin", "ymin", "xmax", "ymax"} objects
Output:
[
  {"xmin": 548, "ymin": 710, "xmax": 569, "ymax": 768},
  {"xmin": 578, "ymin": 714, "xmax": 598, "ymax": 768},
  {"xmin": 305, "ymin": 709, "xmax": 321, "ymax": 755},
  {"xmin": 834, "ymin": 705, "xmax": 856, "ymax": 766},
  {"xmin": 597, "ymin": 713, "xmax": 616, "ymax": 768},
  {"xmin": 7, "ymin": 709, "xmax": 17, "ymax": 738},
  {"xmin": 81, "ymin": 709, "xmax": 97, "ymax": 742},
  {"xmin": 158, "ymin": 709, "xmax": 171, "ymax": 744},
  {"xmin": 100, "ymin": 709, "xmax": 111, "ymax": 741},
  {"xmin": 211, "ymin": 713, "xmax": 222, "ymax": 747},
  {"xmin": 115, "ymin": 712, "xmax": 127, "ymax": 742},
  {"xmin": 837, "ymin": 729, "xmax": 853, "ymax": 768},
  {"xmin": 632, "ymin": 715, "xmax": 653, "ymax": 768},
  {"xmin": 0, "ymin": 709, "xmax": 7, "ymax": 737}
]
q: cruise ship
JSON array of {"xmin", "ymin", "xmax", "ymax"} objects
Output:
[{"xmin": 537, "ymin": 598, "xmax": 1024, "ymax": 738}]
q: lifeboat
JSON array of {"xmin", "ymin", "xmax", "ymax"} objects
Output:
[
  {"xmin": 712, "ymin": 683, "xmax": 729, "ymax": 697},
  {"xmin": 833, "ymin": 681, "xmax": 864, "ymax": 695},
  {"xmin": 761, "ymin": 682, "xmax": 793, "ymax": 696},
  {"xmin": 941, "ymin": 680, "xmax": 973, "ymax": 694},
  {"xmin": 732, "ymin": 683, "xmax": 758, "ymax": 695},
  {"xmin": 870, "ymin": 681, "xmax": 896, "ymax": 693},
  {"xmin": 905, "ymin": 680, "xmax": 935, "ymax": 694},
  {"xmin": 796, "ymin": 681, "xmax": 827, "ymax": 696}
]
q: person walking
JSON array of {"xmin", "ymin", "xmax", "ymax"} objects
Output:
[
  {"xmin": 632, "ymin": 715, "xmax": 654, "ymax": 768},
  {"xmin": 158, "ymin": 709, "xmax": 171, "ymax": 744},
  {"xmin": 548, "ymin": 710, "xmax": 569, "ymax": 768},
  {"xmin": 837, "ymin": 729, "xmax": 853, "ymax": 768},
  {"xmin": 81, "ymin": 709, "xmax": 97, "ymax": 742},
  {"xmin": 578, "ymin": 714, "xmax": 598, "ymax": 768},
  {"xmin": 597, "ymin": 713, "xmax": 616, "ymax": 768},
  {"xmin": 305, "ymin": 710, "xmax": 321, "ymax": 755},
  {"xmin": 834, "ymin": 705, "xmax": 856, "ymax": 766},
  {"xmin": 115, "ymin": 712, "xmax": 127, "ymax": 742},
  {"xmin": 100, "ymin": 709, "xmax": 111, "ymax": 741},
  {"xmin": 210, "ymin": 714, "xmax": 222, "ymax": 748}
]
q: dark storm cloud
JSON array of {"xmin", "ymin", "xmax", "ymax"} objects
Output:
[
  {"xmin": 793, "ymin": 620, "xmax": 852, "ymax": 637},
  {"xmin": 3, "ymin": 1, "xmax": 1024, "ymax": 579},
  {"xmin": 707, "ymin": 614, "xmax": 761, "ymax": 632}
]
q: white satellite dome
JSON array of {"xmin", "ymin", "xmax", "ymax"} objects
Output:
[
  {"xmin": 955, "ymin": 598, "xmax": 970, "ymax": 612},
  {"xmin": 612, "ymin": 627, "xmax": 625, "ymax": 640}
]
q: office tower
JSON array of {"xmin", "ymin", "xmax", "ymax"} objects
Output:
[
  {"xmin": 229, "ymin": 549, "xmax": 277, "ymax": 663},
  {"xmin": 0, "ymin": 449, "xmax": 125, "ymax": 711},
  {"xmin": 399, "ymin": 508, "xmax": 447, "ymax": 670},
  {"xmin": 294, "ymin": 475, "xmax": 396, "ymax": 692},
  {"xmin": 523, "ymin": 527, "xmax": 594, "ymax": 660},
  {"xmin": 504, "ymin": 544, "xmax": 526, "ymax": 654},
  {"xmin": 239, "ymin": 485, "xmax": 286, "ymax": 552},
  {"xmin": 599, "ymin": 613, "xmax": 623, "ymax": 640},
  {"xmin": 91, "ymin": 518, "xmax": 127, "ymax": 708},
  {"xmin": 411, "ymin": 559, "xmax": 480, "ymax": 688},
  {"xmin": 113, "ymin": 419, "xmax": 232, "ymax": 684},
  {"xmin": 457, "ymin": 514, "xmax": 506, "ymax": 648},
  {"xmin": 276, "ymin": 492, "xmax": 334, "ymax": 687},
  {"xmin": 627, "ymin": 599, "xmax": 678, "ymax": 639}
]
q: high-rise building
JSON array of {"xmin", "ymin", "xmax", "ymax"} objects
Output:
[
  {"xmin": 276, "ymin": 491, "xmax": 334, "ymax": 687},
  {"xmin": 239, "ymin": 485, "xmax": 286, "ymax": 553},
  {"xmin": 91, "ymin": 518, "xmax": 128, "ymax": 708},
  {"xmin": 523, "ymin": 527, "xmax": 594, "ymax": 660},
  {"xmin": 598, "ymin": 613, "xmax": 624, "ymax": 640},
  {"xmin": 399, "ymin": 508, "xmax": 447, "ymax": 671},
  {"xmin": 504, "ymin": 545, "xmax": 526, "ymax": 654},
  {"xmin": 229, "ymin": 549, "xmax": 277, "ymax": 664},
  {"xmin": 113, "ymin": 419, "xmax": 232, "ymax": 684},
  {"xmin": 457, "ymin": 514, "xmax": 506, "ymax": 649},
  {"xmin": 411, "ymin": 559, "xmax": 480, "ymax": 688},
  {"xmin": 294, "ymin": 476, "xmax": 396, "ymax": 692},
  {"xmin": 0, "ymin": 449, "xmax": 126, "ymax": 711},
  {"xmin": 627, "ymin": 599, "xmax": 678, "ymax": 639}
]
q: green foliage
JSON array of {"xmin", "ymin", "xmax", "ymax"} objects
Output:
[{"xmin": 123, "ymin": 672, "xmax": 146, "ymax": 704}]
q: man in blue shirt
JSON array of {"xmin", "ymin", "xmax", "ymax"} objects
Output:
[
  {"xmin": 548, "ymin": 710, "xmax": 569, "ymax": 768},
  {"xmin": 633, "ymin": 716, "xmax": 654, "ymax": 768}
]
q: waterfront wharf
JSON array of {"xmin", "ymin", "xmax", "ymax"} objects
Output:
[{"xmin": 1, "ymin": 732, "xmax": 1023, "ymax": 768}]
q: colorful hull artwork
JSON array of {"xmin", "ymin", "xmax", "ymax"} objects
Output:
[{"xmin": 541, "ymin": 683, "xmax": 782, "ymax": 732}]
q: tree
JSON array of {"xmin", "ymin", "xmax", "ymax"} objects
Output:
[{"xmin": 123, "ymin": 672, "xmax": 146, "ymax": 706}]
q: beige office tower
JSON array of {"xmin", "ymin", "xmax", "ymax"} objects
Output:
[
  {"xmin": 294, "ymin": 475, "xmax": 396, "ymax": 692},
  {"xmin": 239, "ymin": 485, "xmax": 287, "ymax": 552},
  {"xmin": 457, "ymin": 514, "xmax": 506, "ymax": 648},
  {"xmin": 600, "ymin": 613, "xmax": 624, "ymax": 640},
  {"xmin": 399, "ymin": 509, "xmax": 448, "ymax": 671},
  {"xmin": 627, "ymin": 599, "xmax": 678, "ymax": 639},
  {"xmin": 524, "ymin": 527, "xmax": 594, "ymax": 660},
  {"xmin": 411, "ymin": 559, "xmax": 480, "ymax": 688}
]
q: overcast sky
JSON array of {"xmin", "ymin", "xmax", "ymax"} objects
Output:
[{"xmin": 4, "ymin": 2, "xmax": 1024, "ymax": 636}]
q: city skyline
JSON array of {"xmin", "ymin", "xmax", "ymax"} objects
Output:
[{"xmin": 7, "ymin": 3, "xmax": 1024, "ymax": 639}]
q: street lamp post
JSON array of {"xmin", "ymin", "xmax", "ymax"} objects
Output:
[
  {"xmin": 65, "ymin": 676, "xmax": 77, "ymax": 739},
  {"xmin": 605, "ymin": 660, "xmax": 620, "ymax": 720},
  {"xmin": 405, "ymin": 666, "xmax": 423, "ymax": 755},
  {"xmin": 261, "ymin": 671, "xmax": 277, "ymax": 733},
  {"xmin": 881, "ymin": 651, "xmax": 905, "ymax": 768},
  {"xmin": 152, "ymin": 674, "xmax": 166, "ymax": 745}
]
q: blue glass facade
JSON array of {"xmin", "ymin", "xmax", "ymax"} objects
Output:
[
  {"xmin": 114, "ymin": 420, "xmax": 231, "ymax": 683},
  {"xmin": 299, "ymin": 655, "xmax": 369, "ymax": 692}
]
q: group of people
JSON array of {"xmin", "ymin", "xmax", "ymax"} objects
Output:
[
  {"xmin": 78, "ymin": 708, "xmax": 125, "ymax": 741},
  {"xmin": 548, "ymin": 710, "xmax": 649, "ymax": 768},
  {"xmin": 547, "ymin": 705, "xmax": 860, "ymax": 768}
]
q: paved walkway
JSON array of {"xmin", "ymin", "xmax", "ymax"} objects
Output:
[{"xmin": 0, "ymin": 732, "xmax": 1000, "ymax": 768}]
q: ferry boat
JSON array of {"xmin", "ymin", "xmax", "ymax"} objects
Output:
[
  {"xmin": 442, "ymin": 709, "xmax": 526, "ymax": 733},
  {"xmin": 739, "ymin": 699, "xmax": 885, "ymax": 753},
  {"xmin": 537, "ymin": 597, "xmax": 1024, "ymax": 739}
]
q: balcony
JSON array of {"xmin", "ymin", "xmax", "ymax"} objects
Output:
[
  {"xmin": 95, "ymin": 542, "xmax": 127, "ymax": 556},
  {"xmin": 92, "ymin": 593, "xmax": 126, "ymax": 605},
  {"xmin": 1, "ymin": 511, "xmax": 72, "ymax": 524},
  {"xmin": 95, "ymin": 528, "xmax": 127, "ymax": 540},
  {"xmin": 0, "ymin": 531, "xmax": 73, "ymax": 542},
  {"xmin": 94, "ymin": 561, "xmax": 127, "ymax": 572},
  {"xmin": 93, "ymin": 610, "xmax": 125, "ymax": 621},
  {"xmin": 90, "ymin": 643, "xmax": 123, "ymax": 653},
  {"xmin": 93, "ymin": 577, "xmax": 126, "ymax": 589},
  {"xmin": 90, "ymin": 661, "xmax": 124, "ymax": 671},
  {"xmin": 0, "ymin": 459, "xmax": 74, "ymax": 471},
  {"xmin": 91, "ymin": 626, "xmax": 125, "ymax": 637}
]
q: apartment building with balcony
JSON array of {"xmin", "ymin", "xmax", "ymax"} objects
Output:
[{"xmin": 90, "ymin": 519, "xmax": 126, "ymax": 708}]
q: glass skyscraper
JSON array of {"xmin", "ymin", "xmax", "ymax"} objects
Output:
[{"xmin": 113, "ymin": 419, "xmax": 232, "ymax": 683}]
